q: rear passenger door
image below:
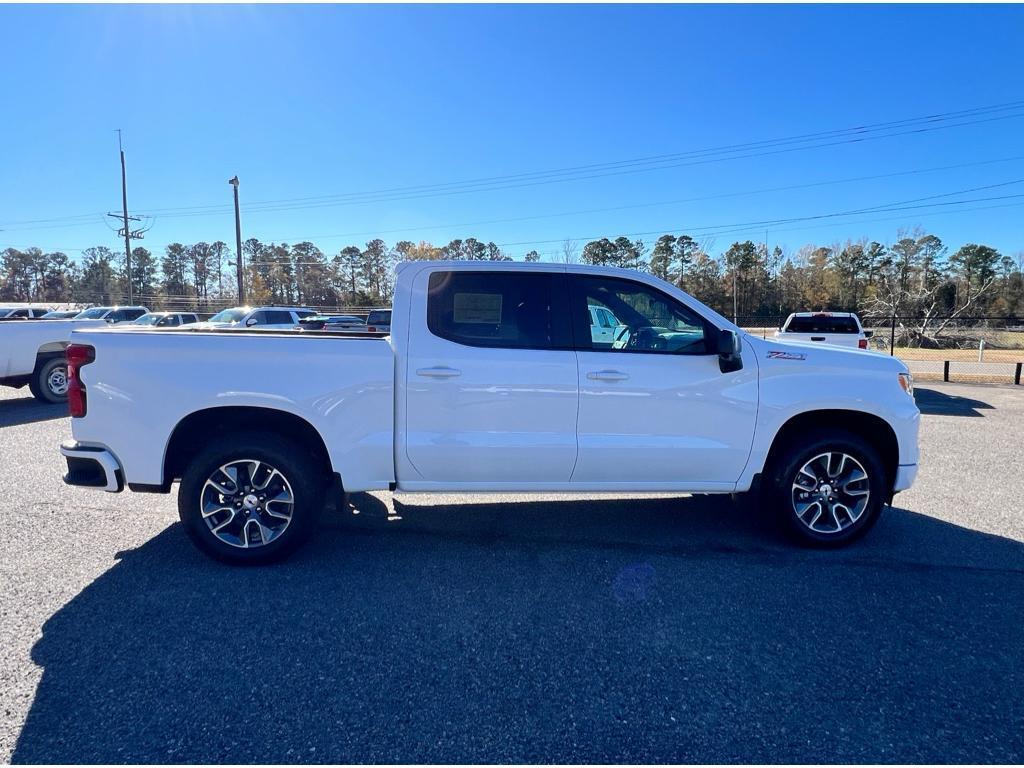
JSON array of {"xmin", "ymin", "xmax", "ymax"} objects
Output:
[{"xmin": 404, "ymin": 268, "xmax": 579, "ymax": 485}]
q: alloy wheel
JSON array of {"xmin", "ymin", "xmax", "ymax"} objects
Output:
[
  {"xmin": 790, "ymin": 451, "xmax": 870, "ymax": 534},
  {"xmin": 199, "ymin": 460, "xmax": 295, "ymax": 548}
]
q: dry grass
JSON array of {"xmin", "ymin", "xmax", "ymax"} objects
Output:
[{"xmin": 892, "ymin": 347, "xmax": 1024, "ymax": 363}]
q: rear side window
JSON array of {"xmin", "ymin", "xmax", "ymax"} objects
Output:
[
  {"xmin": 785, "ymin": 315, "xmax": 859, "ymax": 333},
  {"xmin": 427, "ymin": 271, "xmax": 568, "ymax": 350},
  {"xmin": 367, "ymin": 310, "xmax": 391, "ymax": 325},
  {"xmin": 123, "ymin": 308, "xmax": 146, "ymax": 321},
  {"xmin": 264, "ymin": 310, "xmax": 294, "ymax": 324}
]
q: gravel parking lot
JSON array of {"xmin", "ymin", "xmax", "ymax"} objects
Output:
[{"xmin": 1, "ymin": 382, "xmax": 1022, "ymax": 763}]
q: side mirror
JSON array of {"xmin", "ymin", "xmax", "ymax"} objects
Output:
[
  {"xmin": 245, "ymin": 317, "xmax": 258, "ymax": 327},
  {"xmin": 717, "ymin": 329, "xmax": 743, "ymax": 373},
  {"xmin": 863, "ymin": 329, "xmax": 874, "ymax": 339}
]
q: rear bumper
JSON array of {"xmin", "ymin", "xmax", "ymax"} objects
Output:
[
  {"xmin": 894, "ymin": 463, "xmax": 918, "ymax": 493},
  {"xmin": 60, "ymin": 440, "xmax": 124, "ymax": 492}
]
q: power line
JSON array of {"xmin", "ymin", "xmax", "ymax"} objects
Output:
[
  {"xmin": 4, "ymin": 99, "xmax": 1024, "ymax": 228},
  {"xmin": 490, "ymin": 181, "xmax": 1024, "ymax": 248},
  {"xmin": 7, "ymin": 178, "xmax": 1024, "ymax": 257},
  {"xmin": 7, "ymin": 152, "xmax": 1024, "ymax": 239},
  {"xmin": 131, "ymin": 100, "xmax": 1024, "ymax": 216},
  {"xmin": 256, "ymin": 155, "xmax": 1024, "ymax": 243},
  {"xmin": 146, "ymin": 111, "xmax": 1024, "ymax": 220}
]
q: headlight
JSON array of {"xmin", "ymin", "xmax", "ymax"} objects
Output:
[{"xmin": 898, "ymin": 372, "xmax": 914, "ymax": 396}]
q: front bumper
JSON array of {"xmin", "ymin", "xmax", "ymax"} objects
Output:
[
  {"xmin": 60, "ymin": 440, "xmax": 124, "ymax": 492},
  {"xmin": 893, "ymin": 463, "xmax": 918, "ymax": 492}
]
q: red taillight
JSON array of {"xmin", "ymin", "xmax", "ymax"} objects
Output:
[
  {"xmin": 367, "ymin": 326, "xmax": 377, "ymax": 332},
  {"xmin": 858, "ymin": 339, "xmax": 868, "ymax": 349},
  {"xmin": 66, "ymin": 343, "xmax": 95, "ymax": 418}
]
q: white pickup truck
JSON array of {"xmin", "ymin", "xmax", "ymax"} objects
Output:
[
  {"xmin": 59, "ymin": 261, "xmax": 920, "ymax": 564},
  {"xmin": 775, "ymin": 311, "xmax": 872, "ymax": 349},
  {"xmin": 1, "ymin": 318, "xmax": 107, "ymax": 402}
]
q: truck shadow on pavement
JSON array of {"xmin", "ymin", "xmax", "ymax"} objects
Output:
[
  {"xmin": 914, "ymin": 386, "xmax": 995, "ymax": 417},
  {"xmin": 0, "ymin": 395, "xmax": 66, "ymax": 427},
  {"xmin": 14, "ymin": 494, "xmax": 1024, "ymax": 763}
]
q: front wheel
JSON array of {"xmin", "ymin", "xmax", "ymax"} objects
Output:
[
  {"xmin": 765, "ymin": 429, "xmax": 887, "ymax": 547},
  {"xmin": 178, "ymin": 433, "xmax": 326, "ymax": 565}
]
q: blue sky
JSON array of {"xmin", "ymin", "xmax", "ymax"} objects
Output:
[{"xmin": 2, "ymin": 3, "xmax": 1023, "ymax": 263}]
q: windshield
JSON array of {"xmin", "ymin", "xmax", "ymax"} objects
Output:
[
  {"xmin": 75, "ymin": 308, "xmax": 110, "ymax": 319},
  {"xmin": 785, "ymin": 315, "xmax": 859, "ymax": 334},
  {"xmin": 209, "ymin": 308, "xmax": 247, "ymax": 323},
  {"xmin": 132, "ymin": 314, "xmax": 162, "ymax": 325}
]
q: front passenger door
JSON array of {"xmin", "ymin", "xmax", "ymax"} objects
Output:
[{"xmin": 569, "ymin": 275, "xmax": 758, "ymax": 488}]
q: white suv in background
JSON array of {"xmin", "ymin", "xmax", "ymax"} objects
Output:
[
  {"xmin": 775, "ymin": 312, "xmax": 873, "ymax": 350},
  {"xmin": 73, "ymin": 306, "xmax": 150, "ymax": 323},
  {"xmin": 0, "ymin": 305, "xmax": 52, "ymax": 319},
  {"xmin": 198, "ymin": 306, "xmax": 316, "ymax": 330}
]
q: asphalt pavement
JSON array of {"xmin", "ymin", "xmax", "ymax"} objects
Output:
[{"xmin": 1, "ymin": 382, "xmax": 1022, "ymax": 763}]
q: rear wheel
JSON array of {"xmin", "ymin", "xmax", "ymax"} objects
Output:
[
  {"xmin": 178, "ymin": 432, "xmax": 326, "ymax": 565},
  {"xmin": 29, "ymin": 357, "xmax": 69, "ymax": 404},
  {"xmin": 765, "ymin": 429, "xmax": 887, "ymax": 547}
]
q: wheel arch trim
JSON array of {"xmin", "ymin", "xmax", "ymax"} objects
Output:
[{"xmin": 161, "ymin": 405, "xmax": 337, "ymax": 490}]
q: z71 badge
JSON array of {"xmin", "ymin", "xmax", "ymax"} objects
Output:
[{"xmin": 767, "ymin": 350, "xmax": 807, "ymax": 360}]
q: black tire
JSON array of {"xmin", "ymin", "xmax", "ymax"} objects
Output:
[
  {"xmin": 178, "ymin": 432, "xmax": 327, "ymax": 565},
  {"xmin": 29, "ymin": 356, "xmax": 69, "ymax": 404},
  {"xmin": 763, "ymin": 428, "xmax": 887, "ymax": 548}
]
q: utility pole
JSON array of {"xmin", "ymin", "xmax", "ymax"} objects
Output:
[
  {"xmin": 732, "ymin": 258, "xmax": 738, "ymax": 324},
  {"xmin": 107, "ymin": 130, "xmax": 147, "ymax": 306},
  {"xmin": 229, "ymin": 176, "xmax": 245, "ymax": 304}
]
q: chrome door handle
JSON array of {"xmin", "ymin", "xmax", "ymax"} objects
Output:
[
  {"xmin": 587, "ymin": 370, "xmax": 629, "ymax": 382},
  {"xmin": 416, "ymin": 366, "xmax": 462, "ymax": 378}
]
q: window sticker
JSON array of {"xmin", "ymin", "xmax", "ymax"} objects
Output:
[{"xmin": 453, "ymin": 292, "xmax": 502, "ymax": 324}]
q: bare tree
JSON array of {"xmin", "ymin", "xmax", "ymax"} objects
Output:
[{"xmin": 560, "ymin": 238, "xmax": 579, "ymax": 264}]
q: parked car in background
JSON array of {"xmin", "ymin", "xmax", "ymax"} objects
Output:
[
  {"xmin": 775, "ymin": 312, "xmax": 872, "ymax": 350},
  {"xmin": 298, "ymin": 314, "xmax": 366, "ymax": 331},
  {"xmin": 129, "ymin": 311, "xmax": 199, "ymax": 328},
  {"xmin": 73, "ymin": 306, "xmax": 150, "ymax": 323},
  {"xmin": 0, "ymin": 305, "xmax": 52, "ymax": 319},
  {"xmin": 40, "ymin": 310, "xmax": 81, "ymax": 320},
  {"xmin": 364, "ymin": 308, "xmax": 391, "ymax": 334},
  {"xmin": 342, "ymin": 308, "xmax": 392, "ymax": 335},
  {"xmin": 196, "ymin": 306, "xmax": 316, "ymax": 330},
  {"xmin": 60, "ymin": 261, "xmax": 919, "ymax": 564}
]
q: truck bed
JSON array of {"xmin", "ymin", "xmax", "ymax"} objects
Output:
[{"xmin": 68, "ymin": 327, "xmax": 397, "ymax": 491}]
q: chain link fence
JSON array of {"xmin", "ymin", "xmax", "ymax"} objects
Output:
[{"xmin": 739, "ymin": 314, "xmax": 1024, "ymax": 385}]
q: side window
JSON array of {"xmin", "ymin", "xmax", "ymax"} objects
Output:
[
  {"xmin": 265, "ymin": 310, "xmax": 294, "ymax": 324},
  {"xmin": 12, "ymin": 309, "xmax": 29, "ymax": 318},
  {"xmin": 427, "ymin": 271, "xmax": 566, "ymax": 350},
  {"xmin": 571, "ymin": 276, "xmax": 709, "ymax": 355},
  {"xmin": 247, "ymin": 311, "xmax": 268, "ymax": 325},
  {"xmin": 161, "ymin": 316, "xmax": 179, "ymax": 327},
  {"xmin": 109, "ymin": 310, "xmax": 126, "ymax": 322}
]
